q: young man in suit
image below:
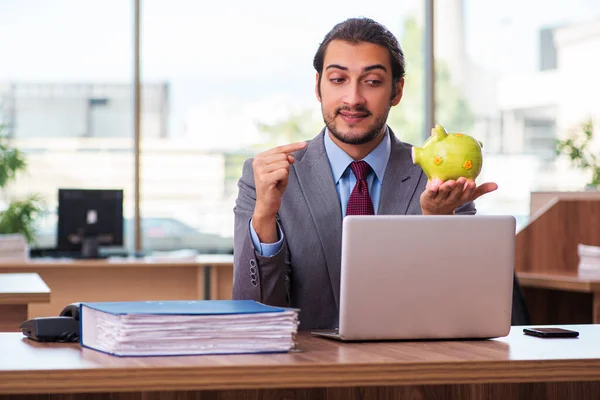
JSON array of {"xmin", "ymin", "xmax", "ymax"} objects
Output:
[{"xmin": 232, "ymin": 17, "xmax": 498, "ymax": 330}]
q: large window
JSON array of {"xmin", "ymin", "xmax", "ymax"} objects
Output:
[
  {"xmin": 0, "ymin": 1, "xmax": 135, "ymax": 251},
  {"xmin": 0, "ymin": 1, "xmax": 422, "ymax": 254},
  {"xmin": 8, "ymin": 1, "xmax": 591, "ymax": 253},
  {"xmin": 434, "ymin": 0, "xmax": 600, "ymax": 223}
]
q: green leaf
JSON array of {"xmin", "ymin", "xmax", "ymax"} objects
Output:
[
  {"xmin": 0, "ymin": 125, "xmax": 44, "ymax": 243},
  {"xmin": 0, "ymin": 135, "xmax": 28, "ymax": 188},
  {"xmin": 556, "ymin": 118, "xmax": 599, "ymax": 188},
  {"xmin": 0, "ymin": 195, "xmax": 45, "ymax": 243}
]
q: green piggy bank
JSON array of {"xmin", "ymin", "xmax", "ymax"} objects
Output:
[{"xmin": 411, "ymin": 124, "xmax": 483, "ymax": 181}]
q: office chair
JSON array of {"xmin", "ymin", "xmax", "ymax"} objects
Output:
[{"xmin": 511, "ymin": 273, "xmax": 531, "ymax": 325}]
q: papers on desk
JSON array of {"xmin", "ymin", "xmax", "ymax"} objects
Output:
[
  {"xmin": 144, "ymin": 249, "xmax": 198, "ymax": 262},
  {"xmin": 79, "ymin": 300, "xmax": 299, "ymax": 357},
  {"xmin": 578, "ymin": 243, "xmax": 600, "ymax": 277}
]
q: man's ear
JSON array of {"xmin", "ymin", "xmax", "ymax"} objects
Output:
[
  {"xmin": 315, "ymin": 72, "xmax": 322, "ymax": 102},
  {"xmin": 391, "ymin": 77, "xmax": 404, "ymax": 106}
]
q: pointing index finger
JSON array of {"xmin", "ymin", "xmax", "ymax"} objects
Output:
[{"xmin": 266, "ymin": 142, "xmax": 307, "ymax": 156}]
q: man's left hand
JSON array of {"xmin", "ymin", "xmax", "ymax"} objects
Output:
[{"xmin": 420, "ymin": 177, "xmax": 498, "ymax": 215}]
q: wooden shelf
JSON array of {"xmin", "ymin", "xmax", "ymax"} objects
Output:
[{"xmin": 517, "ymin": 271, "xmax": 600, "ymax": 293}]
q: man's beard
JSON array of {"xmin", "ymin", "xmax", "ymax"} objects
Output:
[{"xmin": 323, "ymin": 104, "xmax": 389, "ymax": 145}]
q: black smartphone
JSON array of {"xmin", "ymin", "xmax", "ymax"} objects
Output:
[{"xmin": 523, "ymin": 327, "xmax": 579, "ymax": 338}]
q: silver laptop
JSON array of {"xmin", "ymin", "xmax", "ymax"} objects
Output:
[{"xmin": 312, "ymin": 215, "xmax": 516, "ymax": 341}]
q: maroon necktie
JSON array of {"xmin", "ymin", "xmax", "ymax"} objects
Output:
[{"xmin": 346, "ymin": 160, "xmax": 375, "ymax": 216}]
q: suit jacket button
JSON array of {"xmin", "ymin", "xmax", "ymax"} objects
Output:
[
  {"xmin": 251, "ymin": 279, "xmax": 258, "ymax": 287},
  {"xmin": 250, "ymin": 259, "xmax": 257, "ymax": 267}
]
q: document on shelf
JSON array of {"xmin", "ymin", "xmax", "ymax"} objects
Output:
[{"xmin": 578, "ymin": 243, "xmax": 600, "ymax": 277}]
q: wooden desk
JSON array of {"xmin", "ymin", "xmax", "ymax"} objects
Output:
[
  {"xmin": 1, "ymin": 325, "xmax": 600, "ymax": 399},
  {"xmin": 0, "ymin": 255, "xmax": 233, "ymax": 319},
  {"xmin": 0, "ymin": 273, "xmax": 50, "ymax": 331},
  {"xmin": 517, "ymin": 271, "xmax": 600, "ymax": 324}
]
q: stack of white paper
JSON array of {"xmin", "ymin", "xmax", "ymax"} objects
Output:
[
  {"xmin": 79, "ymin": 300, "xmax": 299, "ymax": 357},
  {"xmin": 578, "ymin": 244, "xmax": 600, "ymax": 277}
]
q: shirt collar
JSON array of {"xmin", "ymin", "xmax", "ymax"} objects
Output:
[{"xmin": 324, "ymin": 126, "xmax": 391, "ymax": 184}]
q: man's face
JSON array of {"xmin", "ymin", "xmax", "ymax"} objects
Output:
[{"xmin": 315, "ymin": 40, "xmax": 403, "ymax": 146}]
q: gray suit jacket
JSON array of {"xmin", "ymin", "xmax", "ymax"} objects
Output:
[{"xmin": 232, "ymin": 127, "xmax": 475, "ymax": 330}]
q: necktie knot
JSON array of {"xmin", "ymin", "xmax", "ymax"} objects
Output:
[{"xmin": 350, "ymin": 160, "xmax": 371, "ymax": 180}]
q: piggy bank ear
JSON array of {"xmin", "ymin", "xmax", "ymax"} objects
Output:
[
  {"xmin": 431, "ymin": 124, "xmax": 447, "ymax": 140},
  {"xmin": 430, "ymin": 124, "xmax": 442, "ymax": 136},
  {"xmin": 478, "ymin": 141, "xmax": 483, "ymax": 148}
]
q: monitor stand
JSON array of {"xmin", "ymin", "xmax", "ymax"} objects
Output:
[{"xmin": 81, "ymin": 236, "xmax": 100, "ymax": 259}]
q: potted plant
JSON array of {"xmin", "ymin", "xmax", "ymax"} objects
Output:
[
  {"xmin": 0, "ymin": 124, "xmax": 44, "ymax": 243},
  {"xmin": 556, "ymin": 118, "xmax": 600, "ymax": 190}
]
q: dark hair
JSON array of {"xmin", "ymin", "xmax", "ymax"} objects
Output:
[{"xmin": 313, "ymin": 17, "xmax": 406, "ymax": 96}]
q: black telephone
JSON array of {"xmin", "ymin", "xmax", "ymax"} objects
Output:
[{"xmin": 20, "ymin": 303, "xmax": 81, "ymax": 343}]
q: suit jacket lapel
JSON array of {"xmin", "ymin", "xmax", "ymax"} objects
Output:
[
  {"xmin": 294, "ymin": 130, "xmax": 343, "ymax": 309},
  {"xmin": 378, "ymin": 129, "xmax": 424, "ymax": 215}
]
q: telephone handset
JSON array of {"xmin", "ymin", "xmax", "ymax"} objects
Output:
[{"xmin": 20, "ymin": 303, "xmax": 80, "ymax": 343}]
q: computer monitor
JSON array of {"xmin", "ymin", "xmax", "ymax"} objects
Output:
[{"xmin": 57, "ymin": 189, "xmax": 124, "ymax": 258}]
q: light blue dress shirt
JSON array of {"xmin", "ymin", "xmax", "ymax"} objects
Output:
[{"xmin": 249, "ymin": 128, "xmax": 391, "ymax": 256}]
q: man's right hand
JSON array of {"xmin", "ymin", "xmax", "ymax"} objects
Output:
[{"xmin": 251, "ymin": 141, "xmax": 307, "ymax": 243}]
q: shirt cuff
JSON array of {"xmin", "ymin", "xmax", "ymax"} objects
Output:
[{"xmin": 249, "ymin": 218, "xmax": 284, "ymax": 257}]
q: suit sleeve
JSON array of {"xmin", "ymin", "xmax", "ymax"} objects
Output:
[
  {"xmin": 232, "ymin": 158, "xmax": 289, "ymax": 307},
  {"xmin": 455, "ymin": 200, "xmax": 476, "ymax": 215}
]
